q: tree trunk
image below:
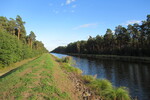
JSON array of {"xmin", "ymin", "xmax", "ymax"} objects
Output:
[
  {"xmin": 30, "ymin": 40, "xmax": 32, "ymax": 49},
  {"xmin": 18, "ymin": 28, "xmax": 20, "ymax": 40}
]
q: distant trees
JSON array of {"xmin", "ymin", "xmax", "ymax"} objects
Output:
[
  {"xmin": 0, "ymin": 15, "xmax": 48, "ymax": 67},
  {"xmin": 51, "ymin": 46, "xmax": 66, "ymax": 53},
  {"xmin": 52, "ymin": 14, "xmax": 150, "ymax": 57}
]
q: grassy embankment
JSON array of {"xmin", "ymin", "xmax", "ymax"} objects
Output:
[
  {"xmin": 0, "ymin": 53, "xmax": 79, "ymax": 100},
  {"xmin": 0, "ymin": 57, "xmax": 37, "ymax": 76},
  {"xmin": 0, "ymin": 53, "xmax": 131, "ymax": 100},
  {"xmin": 67, "ymin": 53, "xmax": 150, "ymax": 63},
  {"xmin": 57, "ymin": 56, "xmax": 131, "ymax": 100}
]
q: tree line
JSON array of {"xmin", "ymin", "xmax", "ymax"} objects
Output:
[
  {"xmin": 0, "ymin": 15, "xmax": 48, "ymax": 67},
  {"xmin": 52, "ymin": 15, "xmax": 150, "ymax": 57}
]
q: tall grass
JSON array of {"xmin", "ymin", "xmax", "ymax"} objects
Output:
[
  {"xmin": 102, "ymin": 87, "xmax": 131, "ymax": 100},
  {"xmin": 57, "ymin": 56, "xmax": 72, "ymax": 63},
  {"xmin": 57, "ymin": 57, "xmax": 131, "ymax": 100},
  {"xmin": 82, "ymin": 75, "xmax": 131, "ymax": 100},
  {"xmin": 82, "ymin": 75, "xmax": 95, "ymax": 83},
  {"xmin": 62, "ymin": 63, "xmax": 82, "ymax": 75},
  {"xmin": 57, "ymin": 56, "xmax": 82, "ymax": 75}
]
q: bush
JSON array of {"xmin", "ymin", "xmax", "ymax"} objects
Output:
[
  {"xmin": 87, "ymin": 79, "xmax": 112, "ymax": 95},
  {"xmin": 0, "ymin": 29, "xmax": 47, "ymax": 67},
  {"xmin": 57, "ymin": 56, "xmax": 72, "ymax": 63},
  {"xmin": 0, "ymin": 30, "xmax": 22, "ymax": 66},
  {"xmin": 82, "ymin": 75, "xmax": 95, "ymax": 83},
  {"xmin": 81, "ymin": 75, "xmax": 131, "ymax": 100},
  {"xmin": 57, "ymin": 56, "xmax": 81, "ymax": 74},
  {"xmin": 102, "ymin": 87, "xmax": 131, "ymax": 100}
]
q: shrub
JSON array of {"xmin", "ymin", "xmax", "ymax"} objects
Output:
[
  {"xmin": 102, "ymin": 87, "xmax": 131, "ymax": 100},
  {"xmin": 0, "ymin": 29, "xmax": 47, "ymax": 67},
  {"xmin": 82, "ymin": 75, "xmax": 95, "ymax": 83},
  {"xmin": 87, "ymin": 79, "xmax": 112, "ymax": 95},
  {"xmin": 82, "ymin": 75, "xmax": 131, "ymax": 100}
]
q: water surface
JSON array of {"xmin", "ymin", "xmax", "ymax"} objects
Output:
[{"xmin": 51, "ymin": 53, "xmax": 150, "ymax": 100}]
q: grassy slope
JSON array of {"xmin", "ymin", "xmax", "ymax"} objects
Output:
[
  {"xmin": 0, "ymin": 53, "xmax": 78, "ymax": 100},
  {"xmin": 0, "ymin": 57, "xmax": 37, "ymax": 76}
]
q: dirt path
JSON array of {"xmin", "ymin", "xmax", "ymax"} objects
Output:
[
  {"xmin": 0, "ymin": 54, "xmax": 100, "ymax": 100},
  {"xmin": 50, "ymin": 55, "xmax": 103, "ymax": 100},
  {"xmin": 0, "ymin": 54, "xmax": 83, "ymax": 100},
  {"xmin": 0, "ymin": 57, "xmax": 37, "ymax": 76},
  {"xmin": 51, "ymin": 55, "xmax": 81, "ymax": 100}
]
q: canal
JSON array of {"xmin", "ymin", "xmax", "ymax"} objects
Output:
[{"xmin": 51, "ymin": 53, "xmax": 150, "ymax": 100}]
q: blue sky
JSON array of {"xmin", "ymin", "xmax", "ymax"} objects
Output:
[{"xmin": 0, "ymin": 0, "xmax": 150, "ymax": 51}]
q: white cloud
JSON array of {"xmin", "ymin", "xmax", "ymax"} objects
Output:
[
  {"xmin": 66, "ymin": 0, "xmax": 76, "ymax": 5},
  {"xmin": 123, "ymin": 20, "xmax": 141, "ymax": 26},
  {"xmin": 73, "ymin": 23, "xmax": 98, "ymax": 30},
  {"xmin": 112, "ymin": 30, "xmax": 115, "ymax": 34}
]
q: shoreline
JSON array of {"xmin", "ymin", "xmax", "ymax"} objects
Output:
[
  {"xmin": 0, "ymin": 53, "xmax": 134, "ymax": 100},
  {"xmin": 54, "ymin": 55, "xmax": 133, "ymax": 100},
  {"xmin": 63, "ymin": 53, "xmax": 150, "ymax": 63}
]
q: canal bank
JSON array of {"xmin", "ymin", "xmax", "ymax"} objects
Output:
[
  {"xmin": 65, "ymin": 53, "xmax": 150, "ymax": 63},
  {"xmin": 52, "ymin": 53, "xmax": 150, "ymax": 100},
  {"xmin": 53, "ymin": 54, "xmax": 131, "ymax": 100}
]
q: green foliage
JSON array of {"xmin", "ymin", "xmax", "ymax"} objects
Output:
[
  {"xmin": 0, "ymin": 30, "xmax": 21, "ymax": 66},
  {"xmin": 87, "ymin": 79, "xmax": 112, "ymax": 95},
  {"xmin": 0, "ymin": 15, "xmax": 48, "ymax": 67},
  {"xmin": 81, "ymin": 75, "xmax": 131, "ymax": 100},
  {"xmin": 59, "ymin": 57, "xmax": 131, "ymax": 99},
  {"xmin": 57, "ymin": 56, "xmax": 72, "ymax": 63},
  {"xmin": 0, "ymin": 54, "xmax": 70, "ymax": 99},
  {"xmin": 16, "ymin": 15, "xmax": 26, "ymax": 39},
  {"xmin": 62, "ymin": 63, "xmax": 82, "ymax": 75},
  {"xmin": 29, "ymin": 31, "xmax": 36, "ymax": 42},
  {"xmin": 57, "ymin": 56, "xmax": 82, "ymax": 74},
  {"xmin": 82, "ymin": 75, "xmax": 95, "ymax": 83},
  {"xmin": 52, "ymin": 14, "xmax": 150, "ymax": 57},
  {"xmin": 102, "ymin": 87, "xmax": 131, "ymax": 100},
  {"xmin": 57, "ymin": 56, "xmax": 76, "ymax": 67}
]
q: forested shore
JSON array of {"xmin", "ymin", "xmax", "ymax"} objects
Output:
[
  {"xmin": 0, "ymin": 15, "xmax": 48, "ymax": 68},
  {"xmin": 63, "ymin": 53, "xmax": 150, "ymax": 63},
  {"xmin": 52, "ymin": 15, "xmax": 150, "ymax": 57}
]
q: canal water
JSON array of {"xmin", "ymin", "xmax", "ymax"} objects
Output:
[{"xmin": 51, "ymin": 53, "xmax": 150, "ymax": 100}]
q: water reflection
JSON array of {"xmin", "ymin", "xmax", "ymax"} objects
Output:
[{"xmin": 51, "ymin": 53, "xmax": 150, "ymax": 100}]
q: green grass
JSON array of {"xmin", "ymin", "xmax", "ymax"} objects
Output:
[
  {"xmin": 56, "ymin": 56, "xmax": 72, "ymax": 63},
  {"xmin": 0, "ymin": 54, "xmax": 131, "ymax": 100},
  {"xmin": 57, "ymin": 56, "xmax": 131, "ymax": 100},
  {"xmin": 82, "ymin": 75, "xmax": 131, "ymax": 100},
  {"xmin": 62, "ymin": 63, "xmax": 82, "ymax": 75},
  {"xmin": 57, "ymin": 56, "xmax": 82, "ymax": 75},
  {"xmin": 81, "ymin": 75, "xmax": 95, "ymax": 83},
  {"xmin": 0, "ymin": 53, "xmax": 70, "ymax": 100},
  {"xmin": 102, "ymin": 87, "xmax": 131, "ymax": 100},
  {"xmin": 57, "ymin": 57, "xmax": 131, "ymax": 99}
]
